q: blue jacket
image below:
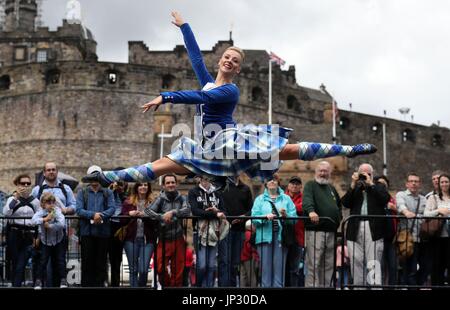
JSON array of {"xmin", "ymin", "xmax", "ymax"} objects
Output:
[
  {"xmin": 251, "ymin": 188, "xmax": 297, "ymax": 244},
  {"xmin": 160, "ymin": 23, "xmax": 239, "ymax": 132},
  {"xmin": 76, "ymin": 186, "xmax": 115, "ymax": 238}
]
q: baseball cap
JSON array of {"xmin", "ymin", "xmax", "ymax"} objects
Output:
[
  {"xmin": 87, "ymin": 165, "xmax": 102, "ymax": 175},
  {"xmin": 288, "ymin": 176, "xmax": 302, "ymax": 184}
]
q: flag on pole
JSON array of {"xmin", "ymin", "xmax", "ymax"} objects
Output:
[{"xmin": 269, "ymin": 51, "xmax": 286, "ymax": 66}]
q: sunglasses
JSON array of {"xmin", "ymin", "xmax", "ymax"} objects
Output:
[{"xmin": 19, "ymin": 182, "xmax": 31, "ymax": 186}]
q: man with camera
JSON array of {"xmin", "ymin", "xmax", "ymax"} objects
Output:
[{"xmin": 342, "ymin": 163, "xmax": 390, "ymax": 287}]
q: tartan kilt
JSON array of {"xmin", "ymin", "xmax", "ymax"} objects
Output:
[{"xmin": 167, "ymin": 124, "xmax": 292, "ymax": 181}]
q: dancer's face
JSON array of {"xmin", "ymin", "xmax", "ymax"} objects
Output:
[{"xmin": 218, "ymin": 49, "xmax": 242, "ymax": 77}]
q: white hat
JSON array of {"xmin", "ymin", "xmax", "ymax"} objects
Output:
[{"xmin": 86, "ymin": 165, "xmax": 102, "ymax": 174}]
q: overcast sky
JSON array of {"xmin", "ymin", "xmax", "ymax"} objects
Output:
[{"xmin": 42, "ymin": 0, "xmax": 450, "ymax": 128}]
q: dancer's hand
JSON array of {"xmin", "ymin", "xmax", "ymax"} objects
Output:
[
  {"xmin": 171, "ymin": 11, "xmax": 184, "ymax": 27},
  {"xmin": 142, "ymin": 96, "xmax": 162, "ymax": 113}
]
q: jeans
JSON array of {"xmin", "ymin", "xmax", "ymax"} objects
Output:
[
  {"xmin": 7, "ymin": 228, "xmax": 34, "ymax": 287},
  {"xmin": 196, "ymin": 244, "xmax": 218, "ymax": 287},
  {"xmin": 37, "ymin": 241, "xmax": 66, "ymax": 284},
  {"xmin": 123, "ymin": 237, "xmax": 154, "ymax": 287},
  {"xmin": 217, "ymin": 230, "xmax": 244, "ymax": 287},
  {"xmin": 285, "ymin": 244, "xmax": 304, "ymax": 287},
  {"xmin": 257, "ymin": 237, "xmax": 287, "ymax": 288}
]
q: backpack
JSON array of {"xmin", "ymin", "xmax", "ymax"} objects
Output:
[
  {"xmin": 11, "ymin": 196, "xmax": 37, "ymax": 215},
  {"xmin": 36, "ymin": 183, "xmax": 68, "ymax": 201}
]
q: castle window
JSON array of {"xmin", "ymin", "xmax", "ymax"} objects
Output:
[
  {"xmin": 162, "ymin": 74, "xmax": 176, "ymax": 89},
  {"xmin": 287, "ymin": 95, "xmax": 299, "ymax": 110},
  {"xmin": 339, "ymin": 117, "xmax": 350, "ymax": 129},
  {"xmin": 46, "ymin": 69, "xmax": 60, "ymax": 85},
  {"xmin": 402, "ymin": 129, "xmax": 415, "ymax": 143},
  {"xmin": 371, "ymin": 122, "xmax": 382, "ymax": 134},
  {"xmin": 14, "ymin": 46, "xmax": 27, "ymax": 61},
  {"xmin": 432, "ymin": 134, "xmax": 443, "ymax": 147},
  {"xmin": 0, "ymin": 75, "xmax": 11, "ymax": 90},
  {"xmin": 36, "ymin": 49, "xmax": 48, "ymax": 63},
  {"xmin": 251, "ymin": 87, "xmax": 263, "ymax": 102},
  {"xmin": 108, "ymin": 72, "xmax": 117, "ymax": 84}
]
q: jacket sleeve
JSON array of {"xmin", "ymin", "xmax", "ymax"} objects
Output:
[
  {"xmin": 370, "ymin": 183, "xmax": 390, "ymax": 208},
  {"xmin": 244, "ymin": 186, "xmax": 254, "ymax": 216},
  {"xmin": 48, "ymin": 210, "xmax": 65, "ymax": 230},
  {"xmin": 161, "ymin": 84, "xmax": 239, "ymax": 105},
  {"xmin": 341, "ymin": 187, "xmax": 356, "ymax": 209},
  {"xmin": 424, "ymin": 195, "xmax": 439, "ymax": 217},
  {"xmin": 180, "ymin": 23, "xmax": 214, "ymax": 87},
  {"xmin": 216, "ymin": 191, "xmax": 227, "ymax": 216},
  {"xmin": 76, "ymin": 190, "xmax": 95, "ymax": 219},
  {"xmin": 3, "ymin": 197, "xmax": 17, "ymax": 216},
  {"xmin": 189, "ymin": 189, "xmax": 217, "ymax": 219},
  {"xmin": 302, "ymin": 182, "xmax": 315, "ymax": 216},
  {"xmin": 396, "ymin": 191, "xmax": 408, "ymax": 214},
  {"xmin": 286, "ymin": 198, "xmax": 297, "ymax": 224},
  {"xmin": 101, "ymin": 190, "xmax": 116, "ymax": 219},
  {"xmin": 120, "ymin": 200, "xmax": 135, "ymax": 225},
  {"xmin": 145, "ymin": 197, "xmax": 163, "ymax": 221},
  {"xmin": 250, "ymin": 195, "xmax": 265, "ymax": 226},
  {"xmin": 64, "ymin": 185, "xmax": 77, "ymax": 214},
  {"xmin": 175, "ymin": 196, "xmax": 191, "ymax": 218}
]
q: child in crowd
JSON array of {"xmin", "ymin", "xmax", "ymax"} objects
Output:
[
  {"xmin": 240, "ymin": 220, "xmax": 259, "ymax": 287},
  {"xmin": 32, "ymin": 192, "xmax": 67, "ymax": 289}
]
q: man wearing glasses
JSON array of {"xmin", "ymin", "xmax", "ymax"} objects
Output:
[{"xmin": 342, "ymin": 163, "xmax": 390, "ymax": 287}]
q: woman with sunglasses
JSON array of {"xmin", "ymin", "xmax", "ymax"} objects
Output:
[{"xmin": 3, "ymin": 174, "xmax": 41, "ymax": 287}]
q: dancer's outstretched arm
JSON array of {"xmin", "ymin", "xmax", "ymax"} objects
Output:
[
  {"xmin": 171, "ymin": 11, "xmax": 214, "ymax": 87},
  {"xmin": 142, "ymin": 83, "xmax": 239, "ymax": 113}
]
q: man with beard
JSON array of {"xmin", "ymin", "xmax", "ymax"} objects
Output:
[{"xmin": 302, "ymin": 161, "xmax": 342, "ymax": 288}]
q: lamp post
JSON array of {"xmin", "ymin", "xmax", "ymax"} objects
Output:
[{"xmin": 157, "ymin": 123, "xmax": 173, "ymax": 185}]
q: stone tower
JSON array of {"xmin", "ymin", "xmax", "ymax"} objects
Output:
[{"xmin": 3, "ymin": 0, "xmax": 37, "ymax": 32}]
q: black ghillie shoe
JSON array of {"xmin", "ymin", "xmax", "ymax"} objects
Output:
[
  {"xmin": 81, "ymin": 171, "xmax": 111, "ymax": 187},
  {"xmin": 347, "ymin": 143, "xmax": 377, "ymax": 158}
]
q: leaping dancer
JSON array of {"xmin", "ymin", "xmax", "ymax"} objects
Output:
[{"xmin": 82, "ymin": 12, "xmax": 376, "ymax": 188}]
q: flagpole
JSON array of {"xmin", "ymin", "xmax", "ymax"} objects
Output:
[
  {"xmin": 382, "ymin": 110, "xmax": 387, "ymax": 176},
  {"xmin": 268, "ymin": 54, "xmax": 272, "ymax": 125},
  {"xmin": 332, "ymin": 98, "xmax": 337, "ymax": 144}
]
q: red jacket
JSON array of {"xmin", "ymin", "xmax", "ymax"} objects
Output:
[
  {"xmin": 120, "ymin": 199, "xmax": 158, "ymax": 244},
  {"xmin": 285, "ymin": 190, "xmax": 304, "ymax": 247},
  {"xmin": 241, "ymin": 230, "xmax": 259, "ymax": 262}
]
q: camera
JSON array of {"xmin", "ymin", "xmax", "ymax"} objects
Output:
[{"xmin": 358, "ymin": 174, "xmax": 367, "ymax": 181}]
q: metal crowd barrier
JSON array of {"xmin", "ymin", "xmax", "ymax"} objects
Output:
[
  {"xmin": 0, "ymin": 215, "xmax": 338, "ymax": 289},
  {"xmin": 339, "ymin": 214, "xmax": 450, "ymax": 290}
]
